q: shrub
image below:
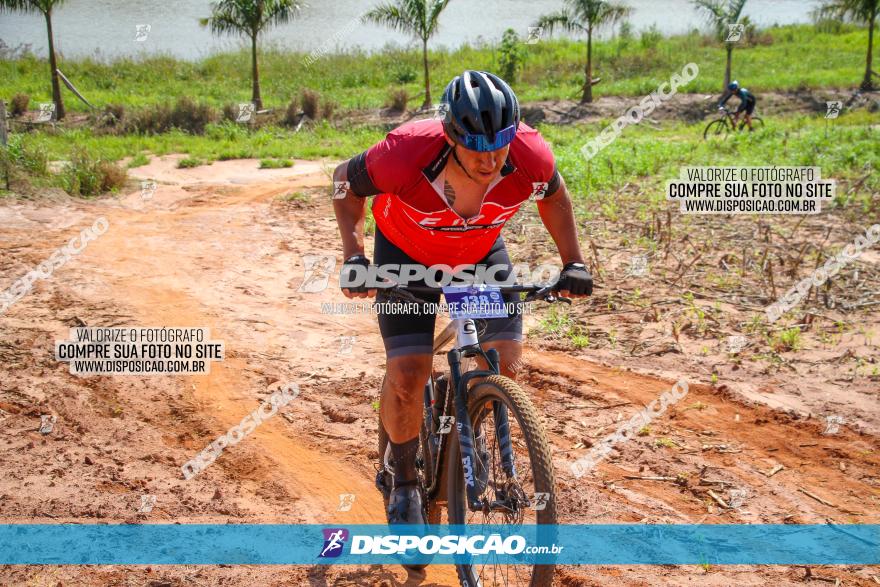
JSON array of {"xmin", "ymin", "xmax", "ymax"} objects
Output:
[
  {"xmin": 6, "ymin": 134, "xmax": 48, "ymax": 176},
  {"xmin": 283, "ymin": 97, "xmax": 300, "ymax": 126},
  {"xmin": 301, "ymin": 89, "xmax": 319, "ymax": 119},
  {"xmin": 10, "ymin": 93, "xmax": 29, "ymax": 117},
  {"xmin": 94, "ymin": 103, "xmax": 125, "ymax": 130},
  {"xmin": 170, "ymin": 97, "xmax": 217, "ymax": 134},
  {"xmin": 128, "ymin": 99, "xmax": 216, "ymax": 135},
  {"xmin": 217, "ymin": 149, "xmax": 250, "ymax": 161},
  {"xmin": 177, "ymin": 157, "xmax": 204, "ymax": 169},
  {"xmin": 128, "ymin": 103, "xmax": 173, "ymax": 135},
  {"xmin": 98, "ymin": 160, "xmax": 128, "ymax": 192},
  {"xmin": 498, "ymin": 28, "xmax": 525, "ymax": 83},
  {"xmin": 259, "ymin": 158, "xmax": 293, "ymax": 169},
  {"xmin": 320, "ymin": 100, "xmax": 337, "ymax": 120},
  {"xmin": 814, "ymin": 17, "xmax": 844, "ymax": 35},
  {"xmin": 127, "ymin": 153, "xmax": 150, "ymax": 168},
  {"xmin": 640, "ymin": 25, "xmax": 663, "ymax": 50},
  {"xmin": 391, "ymin": 65, "xmax": 417, "ymax": 84},
  {"xmin": 62, "ymin": 148, "xmax": 127, "ymax": 197},
  {"xmin": 387, "ymin": 88, "xmax": 409, "ymax": 112},
  {"xmin": 221, "ymin": 103, "xmax": 238, "ymax": 122}
]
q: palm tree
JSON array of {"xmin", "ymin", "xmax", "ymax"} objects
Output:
[
  {"xmin": 691, "ymin": 0, "xmax": 749, "ymax": 91},
  {"xmin": 814, "ymin": 0, "xmax": 879, "ymax": 90},
  {"xmin": 202, "ymin": 0, "xmax": 303, "ymax": 110},
  {"xmin": 0, "ymin": 0, "xmax": 67, "ymax": 119},
  {"xmin": 535, "ymin": 0, "xmax": 631, "ymax": 103},
  {"xmin": 362, "ymin": 0, "xmax": 452, "ymax": 108}
]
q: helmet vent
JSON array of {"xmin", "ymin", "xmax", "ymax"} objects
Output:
[{"xmin": 480, "ymin": 111, "xmax": 495, "ymax": 141}]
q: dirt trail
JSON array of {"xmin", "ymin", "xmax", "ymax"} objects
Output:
[{"xmin": 0, "ymin": 156, "xmax": 878, "ymax": 586}]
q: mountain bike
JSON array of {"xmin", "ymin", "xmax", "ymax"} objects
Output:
[
  {"xmin": 375, "ymin": 282, "xmax": 565, "ymax": 586},
  {"xmin": 703, "ymin": 106, "xmax": 764, "ymax": 139}
]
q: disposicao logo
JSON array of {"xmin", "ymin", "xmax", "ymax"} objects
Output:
[{"xmin": 319, "ymin": 528, "xmax": 349, "ymax": 558}]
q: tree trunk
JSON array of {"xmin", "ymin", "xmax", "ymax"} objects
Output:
[
  {"xmin": 251, "ymin": 33, "xmax": 262, "ymax": 110},
  {"xmin": 422, "ymin": 38, "xmax": 431, "ymax": 108},
  {"xmin": 45, "ymin": 11, "xmax": 65, "ymax": 120},
  {"xmin": 581, "ymin": 26, "xmax": 593, "ymax": 104},
  {"xmin": 724, "ymin": 44, "xmax": 733, "ymax": 92},
  {"xmin": 862, "ymin": 11, "xmax": 876, "ymax": 90}
]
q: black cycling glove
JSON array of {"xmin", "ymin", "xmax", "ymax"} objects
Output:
[
  {"xmin": 340, "ymin": 254, "xmax": 371, "ymax": 293},
  {"xmin": 556, "ymin": 262, "xmax": 593, "ymax": 296}
]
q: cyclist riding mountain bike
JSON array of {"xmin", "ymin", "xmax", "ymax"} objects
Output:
[
  {"xmin": 331, "ymin": 70, "xmax": 593, "ymax": 527},
  {"xmin": 718, "ymin": 80, "xmax": 757, "ymax": 131}
]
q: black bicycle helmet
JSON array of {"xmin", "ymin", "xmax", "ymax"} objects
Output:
[{"xmin": 441, "ymin": 70, "xmax": 520, "ymax": 152}]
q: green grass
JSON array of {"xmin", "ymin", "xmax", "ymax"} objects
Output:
[
  {"xmin": 1, "ymin": 24, "xmax": 874, "ymax": 113},
  {"xmin": 127, "ymin": 153, "xmax": 150, "ymax": 168},
  {"xmin": 259, "ymin": 158, "xmax": 293, "ymax": 169},
  {"xmin": 770, "ymin": 327, "xmax": 803, "ymax": 352},
  {"xmin": 278, "ymin": 191, "xmax": 310, "ymax": 203},
  {"xmin": 177, "ymin": 157, "xmax": 205, "ymax": 169},
  {"xmin": 541, "ymin": 110, "xmax": 880, "ymax": 222},
  {"xmin": 5, "ymin": 109, "xmax": 877, "ymax": 208},
  {"xmin": 9, "ymin": 121, "xmax": 384, "ymax": 166}
]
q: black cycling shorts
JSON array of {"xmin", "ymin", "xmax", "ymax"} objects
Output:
[
  {"xmin": 737, "ymin": 97, "xmax": 756, "ymax": 115},
  {"xmin": 373, "ymin": 227, "xmax": 523, "ymax": 358}
]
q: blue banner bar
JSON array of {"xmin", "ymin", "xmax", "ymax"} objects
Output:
[{"xmin": 0, "ymin": 524, "xmax": 877, "ymax": 565}]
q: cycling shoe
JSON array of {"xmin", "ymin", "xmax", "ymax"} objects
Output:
[{"xmin": 386, "ymin": 484, "xmax": 426, "ymax": 525}]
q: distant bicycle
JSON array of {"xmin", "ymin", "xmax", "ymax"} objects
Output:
[{"xmin": 703, "ymin": 107, "xmax": 764, "ymax": 139}]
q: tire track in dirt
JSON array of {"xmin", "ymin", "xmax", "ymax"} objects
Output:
[
  {"xmin": 77, "ymin": 159, "xmax": 462, "ymax": 585},
  {"xmin": 2, "ymin": 156, "xmax": 878, "ymax": 586}
]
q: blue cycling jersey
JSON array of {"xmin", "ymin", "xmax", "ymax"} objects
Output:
[{"xmin": 719, "ymin": 88, "xmax": 755, "ymax": 108}]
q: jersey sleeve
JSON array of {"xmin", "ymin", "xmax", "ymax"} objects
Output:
[
  {"xmin": 520, "ymin": 129, "xmax": 561, "ymax": 198},
  {"xmin": 346, "ymin": 130, "xmax": 408, "ymax": 197}
]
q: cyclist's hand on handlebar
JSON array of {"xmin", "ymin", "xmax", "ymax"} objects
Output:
[
  {"xmin": 556, "ymin": 262, "xmax": 593, "ymax": 298},
  {"xmin": 340, "ymin": 254, "xmax": 377, "ymax": 299}
]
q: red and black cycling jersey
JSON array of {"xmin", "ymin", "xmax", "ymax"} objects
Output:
[{"xmin": 347, "ymin": 119, "xmax": 560, "ymax": 266}]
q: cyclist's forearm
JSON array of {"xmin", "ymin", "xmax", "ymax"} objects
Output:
[
  {"xmin": 536, "ymin": 181, "xmax": 585, "ymax": 265},
  {"xmin": 332, "ymin": 162, "xmax": 368, "ymax": 258},
  {"xmin": 334, "ymin": 197, "xmax": 368, "ymax": 258}
]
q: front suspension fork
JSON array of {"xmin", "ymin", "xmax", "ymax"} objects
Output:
[{"xmin": 449, "ymin": 347, "xmax": 517, "ymax": 510}]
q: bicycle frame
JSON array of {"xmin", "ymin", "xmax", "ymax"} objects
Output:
[
  {"xmin": 425, "ymin": 316, "xmax": 518, "ymax": 513},
  {"xmin": 381, "ymin": 282, "xmax": 563, "ymax": 514}
]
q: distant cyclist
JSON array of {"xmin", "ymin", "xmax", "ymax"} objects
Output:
[
  {"xmin": 331, "ymin": 70, "xmax": 592, "ymax": 526},
  {"xmin": 719, "ymin": 80, "xmax": 757, "ymax": 131}
]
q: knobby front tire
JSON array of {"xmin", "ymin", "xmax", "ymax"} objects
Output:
[
  {"xmin": 703, "ymin": 118, "xmax": 729, "ymax": 139},
  {"xmin": 447, "ymin": 375, "xmax": 557, "ymax": 587}
]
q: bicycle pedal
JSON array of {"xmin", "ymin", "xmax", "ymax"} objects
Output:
[{"xmin": 375, "ymin": 468, "xmax": 391, "ymax": 500}]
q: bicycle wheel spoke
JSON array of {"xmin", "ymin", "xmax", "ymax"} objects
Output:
[{"xmin": 451, "ymin": 376, "xmax": 556, "ymax": 587}]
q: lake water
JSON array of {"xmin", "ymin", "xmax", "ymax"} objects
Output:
[{"xmin": 0, "ymin": 0, "xmax": 820, "ymax": 61}]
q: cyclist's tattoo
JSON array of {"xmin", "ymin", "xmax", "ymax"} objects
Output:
[{"xmin": 444, "ymin": 180, "xmax": 457, "ymax": 207}]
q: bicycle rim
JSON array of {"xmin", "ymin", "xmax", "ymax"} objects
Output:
[
  {"xmin": 447, "ymin": 375, "xmax": 557, "ymax": 587},
  {"xmin": 703, "ymin": 119, "xmax": 728, "ymax": 139}
]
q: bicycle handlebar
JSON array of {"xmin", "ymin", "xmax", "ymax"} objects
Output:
[{"xmin": 377, "ymin": 282, "xmax": 572, "ymax": 305}]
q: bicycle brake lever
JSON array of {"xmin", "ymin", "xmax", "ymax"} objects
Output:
[
  {"xmin": 382, "ymin": 287, "xmax": 423, "ymax": 304},
  {"xmin": 524, "ymin": 284, "xmax": 555, "ymax": 303}
]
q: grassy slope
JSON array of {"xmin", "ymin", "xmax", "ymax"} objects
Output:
[
  {"xmin": 1, "ymin": 24, "xmax": 874, "ymax": 112},
  {"xmin": 543, "ymin": 110, "xmax": 880, "ymax": 223},
  {"xmin": 13, "ymin": 111, "xmax": 877, "ymax": 220}
]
